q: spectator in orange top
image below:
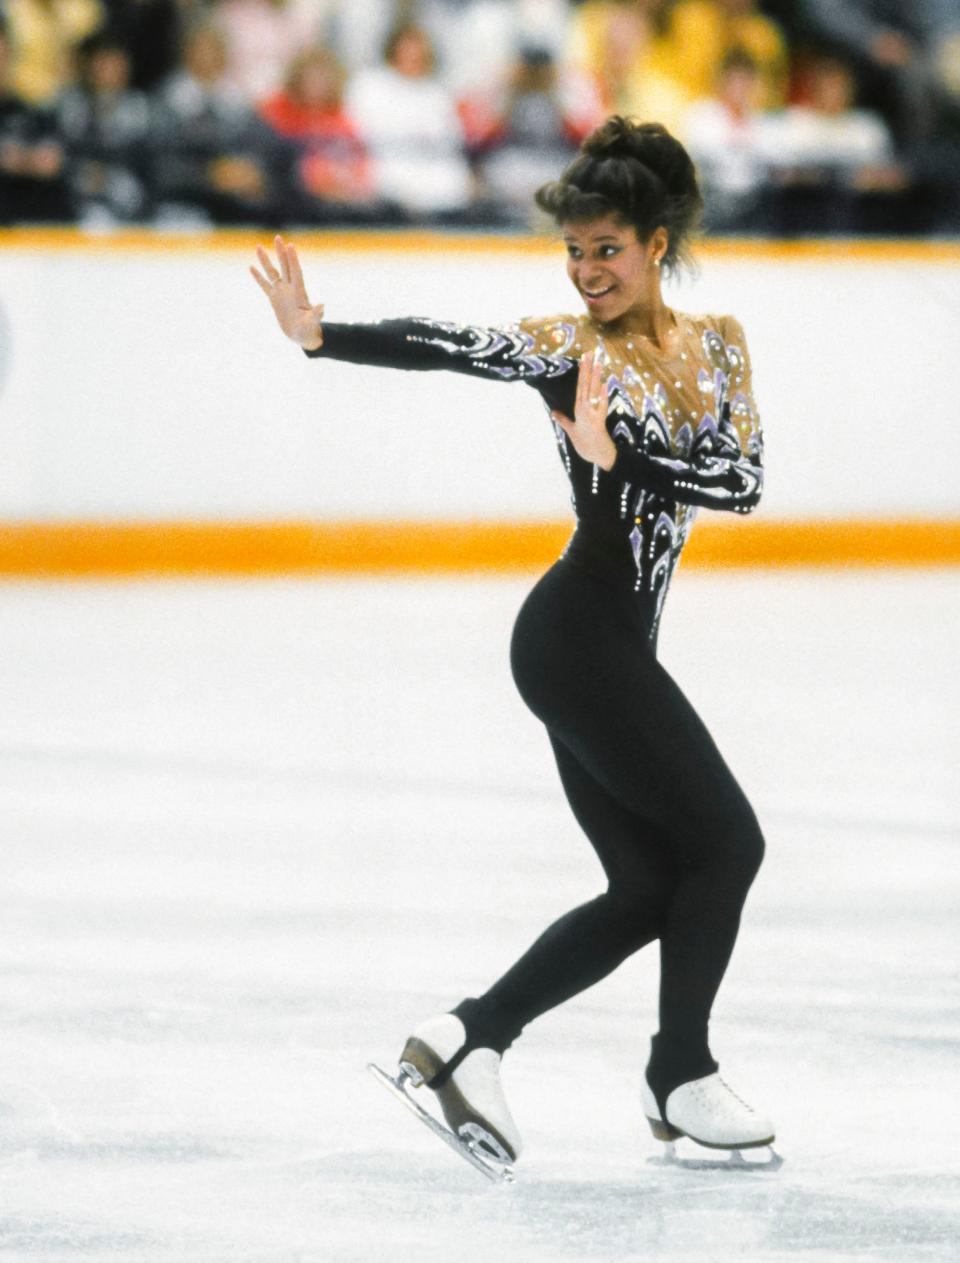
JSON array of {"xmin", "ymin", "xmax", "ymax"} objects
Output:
[
  {"xmin": 260, "ymin": 46, "xmax": 384, "ymax": 224},
  {"xmin": 665, "ymin": 0, "xmax": 789, "ymax": 111}
]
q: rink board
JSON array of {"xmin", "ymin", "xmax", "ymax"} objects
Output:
[{"xmin": 0, "ymin": 231, "xmax": 958, "ymax": 576}]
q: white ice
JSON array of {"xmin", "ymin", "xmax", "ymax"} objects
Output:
[{"xmin": 0, "ymin": 569, "xmax": 956, "ymax": 1262}]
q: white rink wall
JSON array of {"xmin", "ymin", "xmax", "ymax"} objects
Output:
[{"xmin": 0, "ymin": 237, "xmax": 958, "ymax": 521}]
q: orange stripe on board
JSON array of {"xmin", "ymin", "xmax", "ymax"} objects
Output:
[
  {"xmin": 1, "ymin": 227, "xmax": 959, "ymax": 264},
  {"xmin": 0, "ymin": 519, "xmax": 957, "ymax": 578}
]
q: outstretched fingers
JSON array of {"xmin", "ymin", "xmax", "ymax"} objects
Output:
[
  {"xmin": 255, "ymin": 244, "xmax": 280, "ymax": 284},
  {"xmin": 286, "ymin": 241, "xmax": 310, "ymax": 305},
  {"xmin": 250, "ymin": 264, "xmax": 274, "ymax": 295},
  {"xmin": 276, "ymin": 234, "xmax": 292, "ymax": 283}
]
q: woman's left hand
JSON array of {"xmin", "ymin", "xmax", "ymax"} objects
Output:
[{"xmin": 551, "ymin": 350, "xmax": 617, "ymax": 471}]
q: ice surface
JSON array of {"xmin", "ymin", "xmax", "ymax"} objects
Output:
[{"xmin": 0, "ymin": 570, "xmax": 956, "ymax": 1262}]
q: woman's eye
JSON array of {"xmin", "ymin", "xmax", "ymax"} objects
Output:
[
  {"xmin": 566, "ymin": 247, "xmax": 581, "ymax": 259},
  {"xmin": 600, "ymin": 246, "xmax": 621, "ymax": 257}
]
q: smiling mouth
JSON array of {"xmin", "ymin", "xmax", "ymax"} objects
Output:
[{"xmin": 582, "ymin": 285, "xmax": 615, "ymax": 300}]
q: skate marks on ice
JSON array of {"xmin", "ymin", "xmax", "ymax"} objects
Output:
[
  {"xmin": 367, "ymin": 1061, "xmax": 515, "ymax": 1184},
  {"xmin": 327, "ymin": 1146, "xmax": 960, "ymax": 1263}
]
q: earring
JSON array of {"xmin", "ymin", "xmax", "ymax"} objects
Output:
[{"xmin": 654, "ymin": 257, "xmax": 661, "ymax": 268}]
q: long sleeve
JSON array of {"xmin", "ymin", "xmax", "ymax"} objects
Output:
[
  {"xmin": 607, "ymin": 315, "xmax": 763, "ymax": 514},
  {"xmin": 304, "ymin": 316, "xmax": 577, "ymax": 387}
]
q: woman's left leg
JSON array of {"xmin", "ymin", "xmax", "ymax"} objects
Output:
[
  {"xmin": 535, "ymin": 651, "xmax": 766, "ymax": 1110},
  {"xmin": 451, "ymin": 732, "xmax": 680, "ymax": 1054}
]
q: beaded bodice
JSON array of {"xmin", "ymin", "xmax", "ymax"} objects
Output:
[{"xmin": 310, "ymin": 307, "xmax": 762, "ymax": 639}]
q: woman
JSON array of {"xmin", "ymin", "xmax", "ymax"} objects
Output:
[{"xmin": 250, "ymin": 116, "xmax": 773, "ymax": 1168}]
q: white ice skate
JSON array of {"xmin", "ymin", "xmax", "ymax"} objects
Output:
[
  {"xmin": 642, "ymin": 1072, "xmax": 783, "ymax": 1171},
  {"xmin": 368, "ymin": 1014, "xmax": 521, "ymax": 1184}
]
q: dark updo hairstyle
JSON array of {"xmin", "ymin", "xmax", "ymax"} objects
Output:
[{"xmin": 535, "ymin": 116, "xmax": 703, "ymax": 278}]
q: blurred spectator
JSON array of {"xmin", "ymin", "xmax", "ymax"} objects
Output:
[
  {"xmin": 259, "ymin": 44, "xmax": 385, "ymax": 223},
  {"xmin": 801, "ymin": 0, "xmax": 960, "ymax": 143},
  {"xmin": 213, "ymin": 0, "xmax": 325, "ymax": 103},
  {"xmin": 418, "ymin": 0, "xmax": 571, "ymax": 95},
  {"xmin": 0, "ymin": 17, "xmax": 70, "ymax": 221},
  {"xmin": 465, "ymin": 45, "xmax": 593, "ymax": 224},
  {"xmin": 151, "ymin": 22, "xmax": 292, "ymax": 225},
  {"xmin": 325, "ymin": 0, "xmax": 398, "ymax": 75},
  {"xmin": 56, "ymin": 29, "xmax": 152, "ymax": 225},
  {"xmin": 771, "ymin": 54, "xmax": 900, "ymax": 178},
  {"xmin": 684, "ymin": 47, "xmax": 776, "ymax": 231},
  {"xmin": 346, "ymin": 22, "xmax": 474, "ymax": 220},
  {"xmin": 763, "ymin": 52, "xmax": 911, "ymax": 233},
  {"xmin": 569, "ymin": 1, "xmax": 691, "ymax": 138},
  {"xmin": 665, "ymin": 0, "xmax": 789, "ymax": 109},
  {"xmin": 100, "ymin": 0, "xmax": 186, "ymax": 93},
  {"xmin": 4, "ymin": 0, "xmax": 104, "ymax": 105}
]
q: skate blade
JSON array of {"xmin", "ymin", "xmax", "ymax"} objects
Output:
[
  {"xmin": 649, "ymin": 1139, "xmax": 784, "ymax": 1172},
  {"xmin": 367, "ymin": 1062, "xmax": 515, "ymax": 1185}
]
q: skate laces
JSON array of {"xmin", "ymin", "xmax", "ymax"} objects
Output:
[{"xmin": 716, "ymin": 1075, "xmax": 756, "ymax": 1114}]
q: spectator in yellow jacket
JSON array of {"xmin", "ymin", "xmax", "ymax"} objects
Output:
[
  {"xmin": 5, "ymin": 0, "xmax": 104, "ymax": 106},
  {"xmin": 567, "ymin": 1, "xmax": 691, "ymax": 139},
  {"xmin": 665, "ymin": 0, "xmax": 789, "ymax": 110}
]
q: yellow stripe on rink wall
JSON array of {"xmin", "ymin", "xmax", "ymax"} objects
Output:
[
  {"xmin": 0, "ymin": 519, "xmax": 956, "ymax": 577},
  {"xmin": 3, "ymin": 228, "xmax": 959, "ymax": 265},
  {"xmin": 3, "ymin": 227, "xmax": 960, "ymax": 263}
]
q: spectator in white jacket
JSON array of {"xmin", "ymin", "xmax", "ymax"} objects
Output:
[
  {"xmin": 684, "ymin": 47, "xmax": 777, "ymax": 230},
  {"xmin": 345, "ymin": 21, "xmax": 474, "ymax": 219}
]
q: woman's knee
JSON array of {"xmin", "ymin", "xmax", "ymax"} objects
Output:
[
  {"xmin": 602, "ymin": 873, "xmax": 672, "ymax": 943},
  {"xmin": 680, "ymin": 796, "xmax": 765, "ymax": 880},
  {"xmin": 720, "ymin": 799, "xmax": 766, "ymax": 880}
]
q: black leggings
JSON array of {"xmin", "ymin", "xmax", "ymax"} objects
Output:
[{"xmin": 453, "ymin": 558, "xmax": 765, "ymax": 1107}]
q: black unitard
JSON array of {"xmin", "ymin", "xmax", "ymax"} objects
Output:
[{"xmin": 308, "ymin": 311, "xmax": 765, "ymax": 1110}]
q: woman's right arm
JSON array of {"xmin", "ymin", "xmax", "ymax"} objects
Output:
[{"xmin": 250, "ymin": 235, "xmax": 577, "ymax": 387}]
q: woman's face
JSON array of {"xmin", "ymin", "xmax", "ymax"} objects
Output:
[
  {"xmin": 297, "ymin": 57, "xmax": 338, "ymax": 107},
  {"xmin": 88, "ymin": 47, "xmax": 130, "ymax": 94},
  {"xmin": 563, "ymin": 215, "xmax": 665, "ymax": 322},
  {"xmin": 186, "ymin": 30, "xmax": 227, "ymax": 83},
  {"xmin": 391, "ymin": 30, "xmax": 432, "ymax": 78}
]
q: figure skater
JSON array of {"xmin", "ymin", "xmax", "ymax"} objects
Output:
[{"xmin": 251, "ymin": 115, "xmax": 774, "ymax": 1170}]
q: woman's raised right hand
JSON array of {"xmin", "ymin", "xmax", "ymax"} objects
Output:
[{"xmin": 250, "ymin": 235, "xmax": 325, "ymax": 351}]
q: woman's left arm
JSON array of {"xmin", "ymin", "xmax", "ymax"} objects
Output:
[{"xmin": 553, "ymin": 336, "xmax": 764, "ymax": 514}]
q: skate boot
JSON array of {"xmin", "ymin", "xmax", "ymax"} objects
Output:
[
  {"xmin": 642, "ymin": 1071, "xmax": 781, "ymax": 1170},
  {"xmin": 368, "ymin": 1013, "xmax": 521, "ymax": 1183},
  {"xmin": 400, "ymin": 1014, "xmax": 522, "ymax": 1163}
]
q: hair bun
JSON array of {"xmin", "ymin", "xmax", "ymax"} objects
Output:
[
  {"xmin": 582, "ymin": 116, "xmax": 696, "ymax": 198},
  {"xmin": 534, "ymin": 113, "xmax": 703, "ymax": 277}
]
